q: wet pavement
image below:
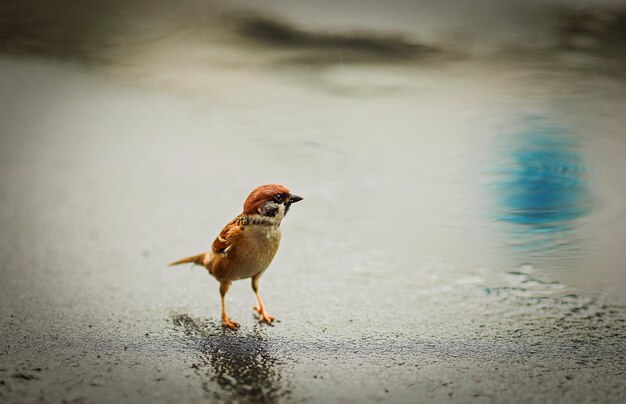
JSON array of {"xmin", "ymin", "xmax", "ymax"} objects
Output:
[{"xmin": 2, "ymin": 1, "xmax": 626, "ymax": 402}]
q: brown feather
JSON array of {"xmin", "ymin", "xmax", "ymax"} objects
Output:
[
  {"xmin": 212, "ymin": 216, "xmax": 244, "ymax": 255},
  {"xmin": 169, "ymin": 253, "xmax": 205, "ymax": 266}
]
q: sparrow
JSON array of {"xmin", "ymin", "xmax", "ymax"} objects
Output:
[{"xmin": 170, "ymin": 184, "xmax": 302, "ymax": 330}]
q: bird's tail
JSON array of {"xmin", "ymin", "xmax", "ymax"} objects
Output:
[{"xmin": 169, "ymin": 253, "xmax": 206, "ymax": 267}]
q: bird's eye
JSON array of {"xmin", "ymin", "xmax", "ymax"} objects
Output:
[{"xmin": 273, "ymin": 194, "xmax": 284, "ymax": 203}]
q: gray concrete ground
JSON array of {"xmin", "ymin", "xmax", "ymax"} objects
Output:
[
  {"xmin": 1, "ymin": 57, "xmax": 625, "ymax": 403},
  {"xmin": 2, "ymin": 1, "xmax": 626, "ymax": 398}
]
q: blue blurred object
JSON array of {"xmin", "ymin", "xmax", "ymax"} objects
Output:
[{"xmin": 495, "ymin": 117, "xmax": 591, "ymax": 252}]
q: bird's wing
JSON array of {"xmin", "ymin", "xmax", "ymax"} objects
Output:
[{"xmin": 212, "ymin": 216, "xmax": 244, "ymax": 255}]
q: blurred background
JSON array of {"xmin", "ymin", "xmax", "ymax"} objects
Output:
[{"xmin": 1, "ymin": 1, "xmax": 625, "ymax": 403}]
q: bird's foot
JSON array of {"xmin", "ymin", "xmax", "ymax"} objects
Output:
[
  {"xmin": 222, "ymin": 316, "xmax": 240, "ymax": 330},
  {"xmin": 253, "ymin": 306, "xmax": 275, "ymax": 324}
]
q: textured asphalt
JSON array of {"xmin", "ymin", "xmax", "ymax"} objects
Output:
[{"xmin": 1, "ymin": 57, "xmax": 625, "ymax": 404}]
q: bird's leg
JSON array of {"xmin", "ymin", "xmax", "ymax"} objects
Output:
[
  {"xmin": 251, "ymin": 276, "xmax": 275, "ymax": 324},
  {"xmin": 219, "ymin": 282, "xmax": 239, "ymax": 330}
]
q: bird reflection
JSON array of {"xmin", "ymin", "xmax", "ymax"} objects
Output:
[{"xmin": 171, "ymin": 314, "xmax": 289, "ymax": 404}]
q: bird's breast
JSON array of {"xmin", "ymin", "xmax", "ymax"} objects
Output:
[
  {"xmin": 219, "ymin": 225, "xmax": 281, "ymax": 281},
  {"xmin": 247, "ymin": 224, "xmax": 281, "ymax": 264}
]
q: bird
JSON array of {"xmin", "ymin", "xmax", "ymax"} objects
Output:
[{"xmin": 170, "ymin": 184, "xmax": 303, "ymax": 329}]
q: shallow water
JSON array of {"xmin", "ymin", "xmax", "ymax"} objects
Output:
[{"xmin": 1, "ymin": 1, "xmax": 626, "ymax": 403}]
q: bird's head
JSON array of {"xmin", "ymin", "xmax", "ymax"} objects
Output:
[{"xmin": 243, "ymin": 184, "xmax": 303, "ymax": 220}]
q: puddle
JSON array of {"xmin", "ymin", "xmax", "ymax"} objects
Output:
[{"xmin": 171, "ymin": 314, "xmax": 290, "ymax": 404}]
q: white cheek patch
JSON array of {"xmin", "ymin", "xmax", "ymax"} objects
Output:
[
  {"xmin": 277, "ymin": 204, "xmax": 286, "ymax": 218},
  {"xmin": 246, "ymin": 202, "xmax": 287, "ymax": 227}
]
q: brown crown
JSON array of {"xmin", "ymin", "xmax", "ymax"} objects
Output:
[{"xmin": 242, "ymin": 184, "xmax": 290, "ymax": 215}]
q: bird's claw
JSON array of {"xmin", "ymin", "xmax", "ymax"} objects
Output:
[
  {"xmin": 253, "ymin": 306, "xmax": 276, "ymax": 324},
  {"xmin": 222, "ymin": 317, "xmax": 240, "ymax": 330}
]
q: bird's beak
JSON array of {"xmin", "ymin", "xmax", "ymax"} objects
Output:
[{"xmin": 288, "ymin": 194, "xmax": 303, "ymax": 204}]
